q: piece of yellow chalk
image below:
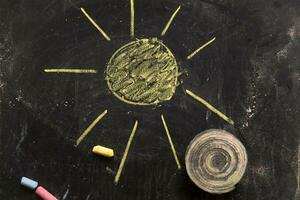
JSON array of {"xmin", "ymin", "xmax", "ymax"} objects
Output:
[{"xmin": 92, "ymin": 145, "xmax": 114, "ymax": 158}]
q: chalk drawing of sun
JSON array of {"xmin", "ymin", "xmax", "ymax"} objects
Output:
[{"xmin": 44, "ymin": 0, "xmax": 234, "ymax": 184}]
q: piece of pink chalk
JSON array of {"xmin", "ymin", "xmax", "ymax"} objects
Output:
[{"xmin": 35, "ymin": 186, "xmax": 58, "ymax": 200}]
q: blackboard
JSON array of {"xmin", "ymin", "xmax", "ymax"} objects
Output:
[{"xmin": 0, "ymin": 0, "xmax": 299, "ymax": 199}]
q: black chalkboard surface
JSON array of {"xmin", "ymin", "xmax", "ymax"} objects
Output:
[{"xmin": 0, "ymin": 0, "xmax": 299, "ymax": 199}]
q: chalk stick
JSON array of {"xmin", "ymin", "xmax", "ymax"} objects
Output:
[
  {"xmin": 92, "ymin": 145, "xmax": 114, "ymax": 157},
  {"xmin": 20, "ymin": 177, "xmax": 38, "ymax": 190},
  {"xmin": 35, "ymin": 186, "xmax": 58, "ymax": 200}
]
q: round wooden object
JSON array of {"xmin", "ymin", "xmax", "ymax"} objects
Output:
[{"xmin": 185, "ymin": 129, "xmax": 248, "ymax": 194}]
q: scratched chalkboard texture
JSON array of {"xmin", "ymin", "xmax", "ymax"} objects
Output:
[{"xmin": 0, "ymin": 0, "xmax": 300, "ymax": 199}]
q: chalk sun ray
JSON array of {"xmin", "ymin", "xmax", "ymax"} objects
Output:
[
  {"xmin": 80, "ymin": 7, "xmax": 111, "ymax": 41},
  {"xmin": 186, "ymin": 89, "xmax": 234, "ymax": 125},
  {"xmin": 161, "ymin": 114, "xmax": 181, "ymax": 169},
  {"xmin": 114, "ymin": 120, "xmax": 139, "ymax": 184},
  {"xmin": 75, "ymin": 110, "xmax": 108, "ymax": 146},
  {"xmin": 161, "ymin": 5, "xmax": 181, "ymax": 36},
  {"xmin": 130, "ymin": 0, "xmax": 135, "ymax": 37},
  {"xmin": 44, "ymin": 69, "xmax": 97, "ymax": 74},
  {"xmin": 186, "ymin": 37, "xmax": 216, "ymax": 60}
]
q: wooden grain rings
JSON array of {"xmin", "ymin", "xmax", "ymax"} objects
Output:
[{"xmin": 185, "ymin": 129, "xmax": 247, "ymax": 194}]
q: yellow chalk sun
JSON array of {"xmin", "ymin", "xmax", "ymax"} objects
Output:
[{"xmin": 43, "ymin": 0, "xmax": 234, "ymax": 185}]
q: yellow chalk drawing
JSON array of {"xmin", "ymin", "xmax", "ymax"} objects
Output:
[
  {"xmin": 187, "ymin": 37, "xmax": 216, "ymax": 60},
  {"xmin": 161, "ymin": 5, "xmax": 181, "ymax": 36},
  {"xmin": 114, "ymin": 120, "xmax": 139, "ymax": 184},
  {"xmin": 130, "ymin": 0, "xmax": 135, "ymax": 37},
  {"xmin": 161, "ymin": 114, "xmax": 181, "ymax": 169},
  {"xmin": 42, "ymin": 3, "xmax": 233, "ymax": 189},
  {"xmin": 44, "ymin": 69, "xmax": 97, "ymax": 73},
  {"xmin": 185, "ymin": 89, "xmax": 234, "ymax": 125},
  {"xmin": 80, "ymin": 7, "xmax": 111, "ymax": 41},
  {"xmin": 75, "ymin": 110, "xmax": 108, "ymax": 146},
  {"xmin": 106, "ymin": 38, "xmax": 179, "ymax": 106}
]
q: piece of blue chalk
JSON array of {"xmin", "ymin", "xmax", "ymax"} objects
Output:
[{"xmin": 20, "ymin": 177, "xmax": 38, "ymax": 190}]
